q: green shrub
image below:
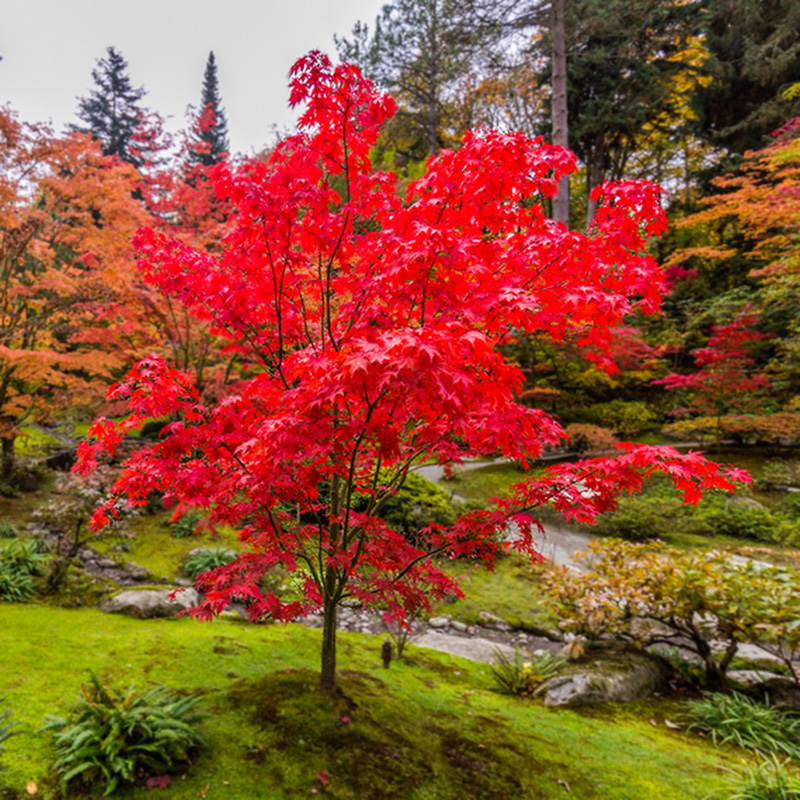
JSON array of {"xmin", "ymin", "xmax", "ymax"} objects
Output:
[
  {"xmin": 0, "ymin": 522, "xmax": 17, "ymax": 539},
  {"xmin": 584, "ymin": 399, "xmax": 657, "ymax": 437},
  {"xmin": 689, "ymin": 499, "xmax": 800, "ymax": 546},
  {"xmin": 46, "ymin": 674, "xmax": 205, "ymax": 796},
  {"xmin": 593, "ymin": 494, "xmax": 687, "ymax": 541},
  {"xmin": 0, "ymin": 482, "xmax": 19, "ymax": 499},
  {"xmin": 378, "ymin": 472, "xmax": 459, "ymax": 536},
  {"xmin": 184, "ymin": 548, "xmax": 237, "ymax": 579},
  {"xmin": 167, "ymin": 510, "xmax": 204, "ymax": 539},
  {"xmin": 490, "ymin": 649, "xmax": 566, "ymax": 698},
  {"xmin": 725, "ymin": 755, "xmax": 800, "ymax": 799},
  {"xmin": 0, "ymin": 539, "xmax": 47, "ymax": 602},
  {"xmin": 0, "ymin": 566, "xmax": 34, "ymax": 603},
  {"xmin": 686, "ymin": 693, "xmax": 800, "ymax": 758},
  {"xmin": 782, "ymin": 494, "xmax": 800, "ymax": 521}
]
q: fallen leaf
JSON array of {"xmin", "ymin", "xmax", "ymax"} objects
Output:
[
  {"xmin": 558, "ymin": 778, "xmax": 571, "ymax": 792},
  {"xmin": 146, "ymin": 775, "xmax": 171, "ymax": 790},
  {"xmin": 649, "ymin": 719, "xmax": 658, "ymax": 727},
  {"xmin": 664, "ymin": 719, "xmax": 681, "ymax": 730},
  {"xmin": 316, "ymin": 769, "xmax": 331, "ymax": 787}
]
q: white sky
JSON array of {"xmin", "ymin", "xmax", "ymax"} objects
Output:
[{"xmin": 0, "ymin": 0, "xmax": 386, "ymax": 156}]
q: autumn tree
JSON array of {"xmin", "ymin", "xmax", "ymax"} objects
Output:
[
  {"xmin": 0, "ymin": 108, "xmax": 149, "ymax": 478},
  {"xmin": 74, "ymin": 47, "xmax": 149, "ymax": 166},
  {"xmin": 77, "ymin": 53, "xmax": 745, "ymax": 692}
]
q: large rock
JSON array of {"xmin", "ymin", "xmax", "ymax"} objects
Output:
[
  {"xmin": 535, "ymin": 650, "xmax": 669, "ymax": 707},
  {"xmin": 104, "ymin": 588, "xmax": 200, "ymax": 619}
]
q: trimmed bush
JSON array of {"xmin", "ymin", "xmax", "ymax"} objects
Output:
[{"xmin": 46, "ymin": 674, "xmax": 204, "ymax": 796}]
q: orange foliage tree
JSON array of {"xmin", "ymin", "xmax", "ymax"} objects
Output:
[{"xmin": 0, "ymin": 108, "xmax": 150, "ymax": 476}]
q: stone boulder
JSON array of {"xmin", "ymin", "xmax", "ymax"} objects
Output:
[
  {"xmin": 104, "ymin": 588, "xmax": 200, "ymax": 619},
  {"xmin": 535, "ymin": 650, "xmax": 670, "ymax": 707}
]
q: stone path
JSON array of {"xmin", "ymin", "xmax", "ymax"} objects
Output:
[{"xmin": 415, "ymin": 459, "xmax": 595, "ymax": 569}]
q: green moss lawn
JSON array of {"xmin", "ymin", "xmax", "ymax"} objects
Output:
[{"xmin": 0, "ymin": 605, "xmax": 743, "ymax": 800}]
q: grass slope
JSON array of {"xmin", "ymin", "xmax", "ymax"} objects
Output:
[{"xmin": 0, "ymin": 605, "xmax": 738, "ymax": 799}]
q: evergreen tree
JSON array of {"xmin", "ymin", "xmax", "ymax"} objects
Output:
[
  {"xmin": 694, "ymin": 0, "xmax": 800, "ymax": 154},
  {"xmin": 336, "ymin": 0, "xmax": 503, "ymax": 160},
  {"xmin": 74, "ymin": 47, "xmax": 147, "ymax": 166},
  {"xmin": 191, "ymin": 51, "xmax": 229, "ymax": 166}
]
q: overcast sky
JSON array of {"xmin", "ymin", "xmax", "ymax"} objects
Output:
[{"xmin": 1, "ymin": 0, "xmax": 386, "ymax": 155}]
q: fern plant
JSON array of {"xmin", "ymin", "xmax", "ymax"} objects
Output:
[
  {"xmin": 184, "ymin": 548, "xmax": 237, "ymax": 579},
  {"xmin": 46, "ymin": 674, "xmax": 205, "ymax": 796}
]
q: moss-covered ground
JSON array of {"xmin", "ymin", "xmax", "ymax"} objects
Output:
[
  {"xmin": 430, "ymin": 553, "xmax": 556, "ymax": 634},
  {"xmin": 0, "ymin": 604, "xmax": 743, "ymax": 800}
]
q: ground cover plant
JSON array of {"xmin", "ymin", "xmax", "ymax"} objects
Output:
[
  {"xmin": 46, "ymin": 674, "xmax": 205, "ymax": 796},
  {"xmin": 686, "ymin": 693, "xmax": 800, "ymax": 759},
  {"xmin": 77, "ymin": 52, "xmax": 746, "ymax": 694},
  {"xmin": 724, "ymin": 756, "xmax": 800, "ymax": 800},
  {"xmin": 0, "ymin": 604, "xmax": 747, "ymax": 799}
]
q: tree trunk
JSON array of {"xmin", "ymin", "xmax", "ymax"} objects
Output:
[
  {"xmin": 551, "ymin": 0, "xmax": 569, "ymax": 227},
  {"xmin": 586, "ymin": 130, "xmax": 605, "ymax": 225},
  {"xmin": 1, "ymin": 431, "xmax": 14, "ymax": 481},
  {"xmin": 320, "ymin": 583, "xmax": 338, "ymax": 693}
]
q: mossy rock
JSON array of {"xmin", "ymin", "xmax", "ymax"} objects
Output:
[{"xmin": 535, "ymin": 648, "xmax": 670, "ymax": 707}]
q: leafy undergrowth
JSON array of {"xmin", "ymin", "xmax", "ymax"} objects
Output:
[
  {"xmin": 432, "ymin": 553, "xmax": 557, "ymax": 635},
  {"xmin": 0, "ymin": 605, "xmax": 743, "ymax": 799}
]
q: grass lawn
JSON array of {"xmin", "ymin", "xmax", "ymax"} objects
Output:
[{"xmin": 0, "ymin": 604, "xmax": 745, "ymax": 800}]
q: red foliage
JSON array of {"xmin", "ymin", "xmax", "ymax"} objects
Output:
[
  {"xmin": 654, "ymin": 311, "xmax": 772, "ymax": 418},
  {"xmin": 76, "ymin": 52, "xmax": 745, "ymax": 689}
]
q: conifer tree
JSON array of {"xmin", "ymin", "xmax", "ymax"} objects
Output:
[
  {"xmin": 74, "ymin": 47, "xmax": 148, "ymax": 167},
  {"xmin": 190, "ymin": 51, "xmax": 229, "ymax": 166}
]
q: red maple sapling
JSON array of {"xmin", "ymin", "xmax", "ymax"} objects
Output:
[{"xmin": 76, "ymin": 52, "xmax": 746, "ymax": 691}]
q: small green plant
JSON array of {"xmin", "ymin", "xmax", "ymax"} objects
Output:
[
  {"xmin": 168, "ymin": 511, "xmax": 204, "ymax": 539},
  {"xmin": 725, "ymin": 755, "xmax": 800, "ymax": 799},
  {"xmin": 0, "ymin": 482, "xmax": 19, "ymax": 499},
  {"xmin": 0, "ymin": 702, "xmax": 18, "ymax": 772},
  {"xmin": 46, "ymin": 674, "xmax": 205, "ymax": 796},
  {"xmin": 491, "ymin": 649, "xmax": 566, "ymax": 697},
  {"xmin": 0, "ymin": 539, "xmax": 48, "ymax": 602},
  {"xmin": 0, "ymin": 522, "xmax": 17, "ymax": 538},
  {"xmin": 687, "ymin": 693, "xmax": 800, "ymax": 758},
  {"xmin": 184, "ymin": 547, "xmax": 237, "ymax": 579}
]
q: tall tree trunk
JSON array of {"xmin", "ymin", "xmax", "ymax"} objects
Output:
[
  {"xmin": 551, "ymin": 0, "xmax": 569, "ymax": 227},
  {"xmin": 586, "ymin": 130, "xmax": 605, "ymax": 225}
]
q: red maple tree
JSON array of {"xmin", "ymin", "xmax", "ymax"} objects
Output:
[
  {"xmin": 654, "ymin": 311, "xmax": 772, "ymax": 440},
  {"xmin": 76, "ymin": 53, "xmax": 746, "ymax": 691}
]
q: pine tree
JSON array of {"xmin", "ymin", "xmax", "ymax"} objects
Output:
[
  {"xmin": 190, "ymin": 51, "xmax": 229, "ymax": 166},
  {"xmin": 74, "ymin": 47, "xmax": 147, "ymax": 166}
]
